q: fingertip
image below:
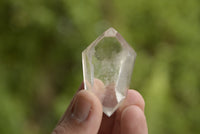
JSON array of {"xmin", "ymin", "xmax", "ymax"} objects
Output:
[
  {"xmin": 121, "ymin": 105, "xmax": 145, "ymax": 125},
  {"xmin": 119, "ymin": 89, "xmax": 145, "ymax": 112},
  {"xmin": 53, "ymin": 90, "xmax": 103, "ymax": 134},
  {"xmin": 73, "ymin": 90, "xmax": 103, "ymax": 133},
  {"xmin": 127, "ymin": 90, "xmax": 145, "ymax": 111},
  {"xmin": 71, "ymin": 90, "xmax": 103, "ymax": 126},
  {"xmin": 121, "ymin": 105, "xmax": 148, "ymax": 134}
]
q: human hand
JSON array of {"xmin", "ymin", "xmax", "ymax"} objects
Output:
[{"xmin": 52, "ymin": 83, "xmax": 148, "ymax": 134}]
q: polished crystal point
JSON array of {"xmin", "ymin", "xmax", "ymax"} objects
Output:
[{"xmin": 82, "ymin": 27, "xmax": 136, "ymax": 117}]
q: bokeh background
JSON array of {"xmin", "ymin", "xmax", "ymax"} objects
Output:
[{"xmin": 0, "ymin": 0, "xmax": 200, "ymax": 133}]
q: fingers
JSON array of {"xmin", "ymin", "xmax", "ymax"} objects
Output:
[
  {"xmin": 119, "ymin": 89, "xmax": 145, "ymax": 112},
  {"xmin": 112, "ymin": 89, "xmax": 147, "ymax": 134},
  {"xmin": 120, "ymin": 90, "xmax": 147, "ymax": 134},
  {"xmin": 52, "ymin": 90, "xmax": 103, "ymax": 134},
  {"xmin": 121, "ymin": 105, "xmax": 148, "ymax": 134}
]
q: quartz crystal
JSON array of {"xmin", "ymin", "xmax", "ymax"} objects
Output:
[{"xmin": 82, "ymin": 28, "xmax": 136, "ymax": 117}]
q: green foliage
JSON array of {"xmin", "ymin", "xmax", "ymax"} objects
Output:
[{"xmin": 0, "ymin": 0, "xmax": 200, "ymax": 133}]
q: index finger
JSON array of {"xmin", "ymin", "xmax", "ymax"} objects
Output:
[{"xmin": 111, "ymin": 89, "xmax": 146, "ymax": 134}]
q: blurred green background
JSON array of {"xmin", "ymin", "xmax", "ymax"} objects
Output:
[{"xmin": 0, "ymin": 0, "xmax": 200, "ymax": 133}]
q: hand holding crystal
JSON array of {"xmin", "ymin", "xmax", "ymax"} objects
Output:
[
  {"xmin": 52, "ymin": 81, "xmax": 148, "ymax": 134},
  {"xmin": 52, "ymin": 28, "xmax": 147, "ymax": 134}
]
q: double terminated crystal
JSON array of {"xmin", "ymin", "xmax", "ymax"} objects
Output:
[{"xmin": 82, "ymin": 28, "xmax": 136, "ymax": 117}]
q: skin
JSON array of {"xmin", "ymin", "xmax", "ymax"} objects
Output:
[{"xmin": 52, "ymin": 83, "xmax": 148, "ymax": 134}]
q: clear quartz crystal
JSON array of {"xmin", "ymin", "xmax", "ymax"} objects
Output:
[{"xmin": 82, "ymin": 28, "xmax": 136, "ymax": 117}]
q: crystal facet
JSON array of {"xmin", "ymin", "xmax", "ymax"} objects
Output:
[{"xmin": 82, "ymin": 27, "xmax": 136, "ymax": 117}]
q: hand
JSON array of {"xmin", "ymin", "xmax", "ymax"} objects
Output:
[{"xmin": 52, "ymin": 84, "xmax": 148, "ymax": 134}]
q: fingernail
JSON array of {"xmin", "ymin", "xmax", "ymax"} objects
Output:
[{"xmin": 71, "ymin": 95, "xmax": 91, "ymax": 123}]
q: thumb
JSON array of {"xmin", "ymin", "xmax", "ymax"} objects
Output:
[{"xmin": 52, "ymin": 90, "xmax": 103, "ymax": 134}]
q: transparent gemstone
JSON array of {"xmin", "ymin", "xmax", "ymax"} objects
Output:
[{"xmin": 82, "ymin": 27, "xmax": 136, "ymax": 117}]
